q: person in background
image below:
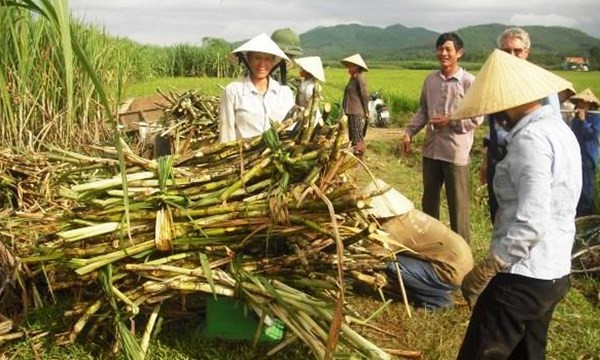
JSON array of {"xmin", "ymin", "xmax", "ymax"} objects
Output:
[
  {"xmin": 569, "ymin": 88, "xmax": 600, "ymax": 217},
  {"xmin": 362, "ymin": 179, "xmax": 473, "ymax": 310},
  {"xmin": 480, "ymin": 27, "xmax": 562, "ymax": 223},
  {"xmin": 294, "ymin": 56, "xmax": 326, "ymax": 126},
  {"xmin": 561, "ymin": 96, "xmax": 576, "ymax": 125},
  {"xmin": 341, "ymin": 53, "xmax": 370, "ymax": 157},
  {"xmin": 270, "ymin": 28, "xmax": 303, "ymax": 85},
  {"xmin": 401, "ymin": 33, "xmax": 483, "ymax": 243},
  {"xmin": 219, "ymin": 33, "xmax": 294, "ymax": 143},
  {"xmin": 455, "ymin": 49, "xmax": 580, "ymax": 359}
]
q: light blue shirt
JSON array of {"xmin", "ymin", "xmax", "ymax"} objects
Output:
[
  {"xmin": 219, "ymin": 76, "xmax": 294, "ymax": 143},
  {"xmin": 492, "ymin": 105, "xmax": 582, "ymax": 280}
]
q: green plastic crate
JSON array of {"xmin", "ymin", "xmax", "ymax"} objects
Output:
[{"xmin": 204, "ymin": 296, "xmax": 284, "ymax": 342}]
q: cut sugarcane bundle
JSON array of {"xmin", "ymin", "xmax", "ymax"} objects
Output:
[{"xmin": 1, "ymin": 86, "xmax": 410, "ymax": 359}]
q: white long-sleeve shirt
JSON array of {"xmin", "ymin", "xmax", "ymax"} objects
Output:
[
  {"xmin": 492, "ymin": 105, "xmax": 582, "ymax": 280},
  {"xmin": 218, "ymin": 76, "xmax": 294, "ymax": 143},
  {"xmin": 297, "ymin": 78, "xmax": 323, "ymax": 126}
]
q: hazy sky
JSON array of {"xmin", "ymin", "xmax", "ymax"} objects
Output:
[{"xmin": 69, "ymin": 0, "xmax": 600, "ymax": 45}]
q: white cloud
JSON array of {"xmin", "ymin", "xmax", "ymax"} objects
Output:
[{"xmin": 509, "ymin": 13, "xmax": 579, "ymax": 28}]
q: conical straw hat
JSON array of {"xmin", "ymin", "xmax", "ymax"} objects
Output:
[
  {"xmin": 558, "ymin": 85, "xmax": 576, "ymax": 103},
  {"xmin": 229, "ymin": 33, "xmax": 289, "ymax": 66},
  {"xmin": 570, "ymin": 88, "xmax": 600, "ymax": 106},
  {"xmin": 362, "ymin": 179, "xmax": 414, "ymax": 218},
  {"xmin": 452, "ymin": 49, "xmax": 573, "ymax": 120},
  {"xmin": 295, "ymin": 56, "xmax": 326, "ymax": 82},
  {"xmin": 341, "ymin": 53, "xmax": 368, "ymax": 71}
]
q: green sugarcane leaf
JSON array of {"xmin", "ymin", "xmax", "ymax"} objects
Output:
[{"xmin": 199, "ymin": 252, "xmax": 216, "ymax": 299}]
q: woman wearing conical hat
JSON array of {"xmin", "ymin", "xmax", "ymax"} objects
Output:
[
  {"xmin": 341, "ymin": 53, "xmax": 369, "ymax": 157},
  {"xmin": 569, "ymin": 88, "xmax": 600, "ymax": 216},
  {"xmin": 294, "ymin": 56, "xmax": 325, "ymax": 126},
  {"xmin": 455, "ymin": 49, "xmax": 580, "ymax": 359},
  {"xmin": 219, "ymin": 33, "xmax": 294, "ymax": 143}
]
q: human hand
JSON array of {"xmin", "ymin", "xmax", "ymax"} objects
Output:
[
  {"xmin": 401, "ymin": 131, "xmax": 411, "ymax": 155},
  {"xmin": 461, "ymin": 255, "xmax": 507, "ymax": 308},
  {"xmin": 430, "ymin": 114, "xmax": 450, "ymax": 129}
]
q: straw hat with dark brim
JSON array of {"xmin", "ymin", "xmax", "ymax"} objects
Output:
[
  {"xmin": 570, "ymin": 88, "xmax": 600, "ymax": 106},
  {"xmin": 294, "ymin": 56, "xmax": 326, "ymax": 82},
  {"xmin": 451, "ymin": 49, "xmax": 573, "ymax": 120},
  {"xmin": 341, "ymin": 53, "xmax": 368, "ymax": 72},
  {"xmin": 228, "ymin": 33, "xmax": 290, "ymax": 67}
]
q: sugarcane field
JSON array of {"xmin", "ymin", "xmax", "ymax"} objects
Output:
[{"xmin": 2, "ymin": 2, "xmax": 600, "ymax": 360}]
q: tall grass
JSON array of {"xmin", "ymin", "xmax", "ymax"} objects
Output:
[
  {"xmin": 0, "ymin": 4, "xmax": 172, "ymax": 148},
  {"xmin": 1, "ymin": 1, "xmax": 127, "ymax": 148},
  {"xmin": 164, "ymin": 38, "xmax": 239, "ymax": 78}
]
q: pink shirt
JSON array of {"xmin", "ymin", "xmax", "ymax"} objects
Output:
[{"xmin": 405, "ymin": 68, "xmax": 483, "ymax": 166}]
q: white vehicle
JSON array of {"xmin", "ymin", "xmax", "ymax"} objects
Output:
[{"xmin": 368, "ymin": 92, "xmax": 390, "ymax": 128}]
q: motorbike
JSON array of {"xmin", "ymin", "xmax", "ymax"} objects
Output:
[{"xmin": 368, "ymin": 92, "xmax": 390, "ymax": 128}]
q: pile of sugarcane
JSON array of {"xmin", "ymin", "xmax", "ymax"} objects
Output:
[
  {"xmin": 1, "ymin": 85, "xmax": 416, "ymax": 359},
  {"xmin": 156, "ymin": 89, "xmax": 221, "ymax": 151}
]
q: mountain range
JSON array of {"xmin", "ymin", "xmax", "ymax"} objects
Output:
[{"xmin": 296, "ymin": 23, "xmax": 600, "ymax": 65}]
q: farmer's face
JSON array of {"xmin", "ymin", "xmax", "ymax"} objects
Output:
[
  {"xmin": 247, "ymin": 52, "xmax": 276, "ymax": 79},
  {"xmin": 436, "ymin": 40, "xmax": 463, "ymax": 68},
  {"xmin": 346, "ymin": 64, "xmax": 359, "ymax": 76},
  {"xmin": 575, "ymin": 100, "xmax": 590, "ymax": 110},
  {"xmin": 300, "ymin": 68, "xmax": 310, "ymax": 79},
  {"xmin": 500, "ymin": 37, "xmax": 529, "ymax": 60}
]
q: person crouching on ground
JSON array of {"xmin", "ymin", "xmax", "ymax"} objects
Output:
[
  {"xmin": 362, "ymin": 179, "xmax": 473, "ymax": 309},
  {"xmin": 569, "ymin": 88, "xmax": 600, "ymax": 217},
  {"xmin": 219, "ymin": 33, "xmax": 294, "ymax": 143},
  {"xmin": 453, "ymin": 49, "xmax": 581, "ymax": 359}
]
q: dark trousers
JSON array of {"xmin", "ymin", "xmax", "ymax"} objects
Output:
[
  {"xmin": 486, "ymin": 159, "xmax": 499, "ymax": 223},
  {"xmin": 347, "ymin": 114, "xmax": 364, "ymax": 155},
  {"xmin": 577, "ymin": 164, "xmax": 597, "ymax": 217},
  {"xmin": 422, "ymin": 157, "xmax": 470, "ymax": 242},
  {"xmin": 457, "ymin": 273, "xmax": 570, "ymax": 360}
]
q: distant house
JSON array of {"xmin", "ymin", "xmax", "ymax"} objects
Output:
[{"xmin": 563, "ymin": 56, "xmax": 590, "ymax": 71}]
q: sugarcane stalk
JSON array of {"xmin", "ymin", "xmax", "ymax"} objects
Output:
[
  {"xmin": 330, "ymin": 116, "xmax": 348, "ymax": 161},
  {"xmin": 74, "ymin": 240, "xmax": 156, "ymax": 275},
  {"xmin": 144, "ymin": 252, "xmax": 194, "ymax": 266},
  {"xmin": 68, "ymin": 299, "xmax": 103, "ymax": 343},
  {"xmin": 175, "ymin": 200, "xmax": 268, "ymax": 218},
  {"xmin": 266, "ymin": 334, "xmax": 300, "ymax": 357},
  {"xmin": 141, "ymin": 304, "xmax": 161, "ymax": 356},
  {"xmin": 143, "ymin": 279, "xmax": 235, "ymax": 296},
  {"xmin": 270, "ymin": 305, "xmax": 326, "ymax": 360},
  {"xmin": 313, "ymin": 306, "xmax": 391, "ymax": 360},
  {"xmin": 297, "ymin": 310, "xmax": 330, "ymax": 342},
  {"xmin": 71, "ymin": 171, "xmax": 156, "ymax": 193},
  {"xmin": 219, "ymin": 156, "xmax": 273, "ymax": 201},
  {"xmin": 111, "ymin": 285, "xmax": 139, "ymax": 315},
  {"xmin": 57, "ymin": 222, "xmax": 120, "ymax": 242},
  {"xmin": 0, "ymin": 331, "xmax": 25, "ymax": 344},
  {"xmin": 394, "ymin": 262, "xmax": 412, "ymax": 318}
]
